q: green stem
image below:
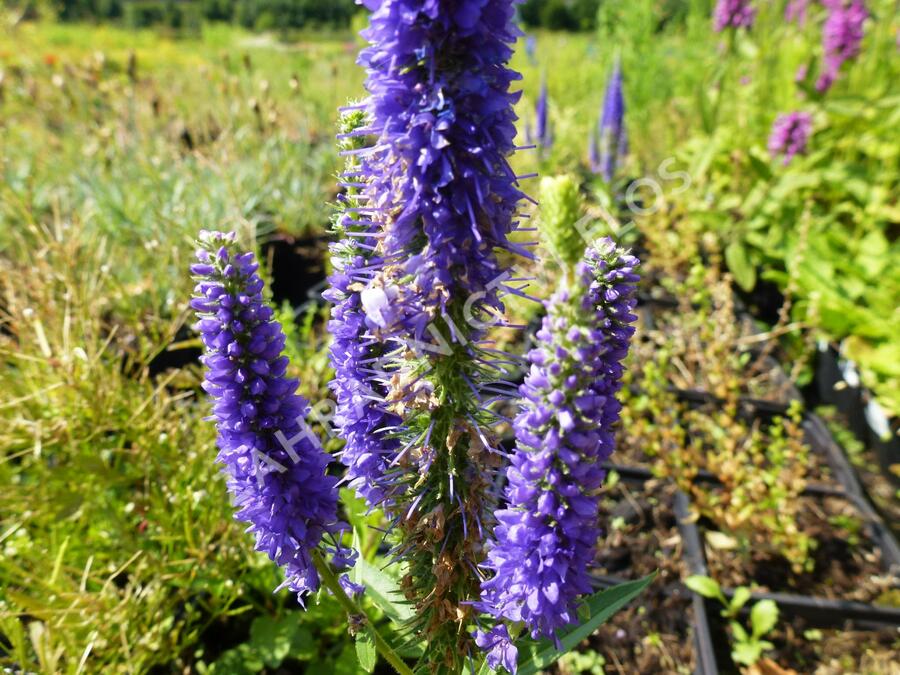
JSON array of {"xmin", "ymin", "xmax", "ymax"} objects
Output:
[{"xmin": 312, "ymin": 551, "xmax": 415, "ymax": 675}]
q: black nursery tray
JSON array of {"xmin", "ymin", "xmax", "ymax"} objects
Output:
[
  {"xmin": 814, "ymin": 341, "xmax": 900, "ymax": 489},
  {"xmin": 674, "ymin": 485, "xmax": 900, "ymax": 675}
]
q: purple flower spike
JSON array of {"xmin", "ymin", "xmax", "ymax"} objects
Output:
[
  {"xmin": 529, "ymin": 79, "xmax": 552, "ymax": 151},
  {"xmin": 357, "ymin": 0, "xmax": 527, "ymax": 343},
  {"xmin": 591, "ymin": 59, "xmax": 627, "ymax": 182},
  {"xmin": 336, "ymin": 1, "xmax": 529, "ymax": 667},
  {"xmin": 769, "ymin": 111, "xmax": 813, "ymax": 165},
  {"xmin": 714, "ymin": 0, "xmax": 755, "ymax": 31},
  {"xmin": 191, "ymin": 231, "xmax": 352, "ymax": 601},
  {"xmin": 326, "ymin": 107, "xmax": 403, "ymax": 511},
  {"xmin": 817, "ymin": 0, "xmax": 868, "ymax": 92},
  {"xmin": 478, "ymin": 239, "xmax": 640, "ymax": 647}
]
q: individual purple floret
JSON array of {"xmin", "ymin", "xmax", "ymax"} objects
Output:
[
  {"xmin": 591, "ymin": 59, "xmax": 627, "ymax": 182},
  {"xmin": 817, "ymin": 0, "xmax": 868, "ymax": 92},
  {"xmin": 768, "ymin": 111, "xmax": 813, "ymax": 165},
  {"xmin": 785, "ymin": 0, "xmax": 808, "ymax": 25},
  {"xmin": 478, "ymin": 239, "xmax": 639, "ymax": 647},
  {"xmin": 191, "ymin": 231, "xmax": 351, "ymax": 601},
  {"xmin": 714, "ymin": 0, "xmax": 756, "ymax": 31},
  {"xmin": 474, "ymin": 625, "xmax": 518, "ymax": 675}
]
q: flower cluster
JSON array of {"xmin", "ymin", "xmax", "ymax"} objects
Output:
[
  {"xmin": 478, "ymin": 239, "xmax": 639, "ymax": 653},
  {"xmin": 191, "ymin": 231, "xmax": 351, "ymax": 600},
  {"xmin": 590, "ymin": 59, "xmax": 627, "ymax": 183},
  {"xmin": 713, "ymin": 0, "xmax": 755, "ymax": 32},
  {"xmin": 817, "ymin": 0, "xmax": 868, "ymax": 92},
  {"xmin": 768, "ymin": 112, "xmax": 813, "ymax": 165}
]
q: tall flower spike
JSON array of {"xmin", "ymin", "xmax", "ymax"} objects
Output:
[
  {"xmin": 768, "ymin": 111, "xmax": 813, "ymax": 165},
  {"xmin": 713, "ymin": 0, "xmax": 756, "ymax": 32},
  {"xmin": 478, "ymin": 238, "xmax": 639, "ymax": 649},
  {"xmin": 345, "ymin": 1, "xmax": 528, "ymax": 669},
  {"xmin": 531, "ymin": 78, "xmax": 552, "ymax": 152},
  {"xmin": 191, "ymin": 231, "xmax": 352, "ymax": 600},
  {"xmin": 358, "ymin": 0, "xmax": 526, "ymax": 340},
  {"xmin": 325, "ymin": 107, "xmax": 403, "ymax": 510},
  {"xmin": 593, "ymin": 58, "xmax": 627, "ymax": 183},
  {"xmin": 817, "ymin": 0, "xmax": 868, "ymax": 92}
]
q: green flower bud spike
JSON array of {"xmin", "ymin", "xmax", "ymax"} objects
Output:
[{"xmin": 538, "ymin": 174, "xmax": 586, "ymax": 269}]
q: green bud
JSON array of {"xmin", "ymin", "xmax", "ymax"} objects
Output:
[{"xmin": 538, "ymin": 174, "xmax": 586, "ymax": 268}]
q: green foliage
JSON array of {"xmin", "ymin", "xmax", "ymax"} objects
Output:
[
  {"xmin": 685, "ymin": 576, "xmax": 779, "ymax": 667},
  {"xmin": 122, "ymin": 1, "xmax": 202, "ymax": 33},
  {"xmin": 659, "ymin": 0, "xmax": 900, "ymax": 415},
  {"xmin": 558, "ymin": 648, "xmax": 606, "ymax": 675},
  {"xmin": 210, "ymin": 613, "xmax": 315, "ymax": 673},
  {"xmin": 51, "ymin": 0, "xmax": 358, "ymax": 28},
  {"xmin": 519, "ymin": 0, "xmax": 600, "ymax": 31}
]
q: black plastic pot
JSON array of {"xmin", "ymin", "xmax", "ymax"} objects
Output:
[
  {"xmin": 260, "ymin": 233, "xmax": 329, "ymax": 309},
  {"xmin": 864, "ymin": 398, "xmax": 900, "ymax": 489},
  {"xmin": 731, "ymin": 273, "xmax": 785, "ymax": 327},
  {"xmin": 814, "ymin": 342, "xmax": 869, "ymax": 440}
]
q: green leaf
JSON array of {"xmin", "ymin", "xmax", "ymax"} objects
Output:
[
  {"xmin": 727, "ymin": 587, "xmax": 752, "ymax": 616},
  {"xmin": 730, "ymin": 621, "xmax": 750, "ymax": 644},
  {"xmin": 333, "ymin": 642, "xmax": 366, "ymax": 675},
  {"xmin": 210, "ymin": 644, "xmax": 264, "ymax": 675},
  {"xmin": 248, "ymin": 614, "xmax": 312, "ymax": 668},
  {"xmin": 515, "ymin": 574, "xmax": 655, "ymax": 675},
  {"xmin": 750, "ymin": 599, "xmax": 779, "ymax": 639},
  {"xmin": 725, "ymin": 241, "xmax": 756, "ymax": 291},
  {"xmin": 732, "ymin": 640, "xmax": 763, "ymax": 666},
  {"xmin": 355, "ymin": 628, "xmax": 377, "ymax": 673},
  {"xmin": 354, "ymin": 558, "xmax": 413, "ymax": 623},
  {"xmin": 684, "ymin": 575, "xmax": 724, "ymax": 603},
  {"xmin": 249, "ymin": 616, "xmax": 292, "ymax": 668}
]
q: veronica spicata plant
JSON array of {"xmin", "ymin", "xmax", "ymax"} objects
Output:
[
  {"xmin": 526, "ymin": 78, "xmax": 553, "ymax": 153},
  {"xmin": 193, "ymin": 2, "xmax": 650, "ymax": 673},
  {"xmin": 191, "ymin": 232, "xmax": 354, "ymax": 600},
  {"xmin": 590, "ymin": 59, "xmax": 627, "ymax": 183}
]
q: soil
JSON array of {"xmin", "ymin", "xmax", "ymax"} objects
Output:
[
  {"xmin": 579, "ymin": 479, "xmax": 697, "ymax": 674},
  {"xmin": 767, "ymin": 621, "xmax": 900, "ymax": 675},
  {"xmin": 702, "ymin": 494, "xmax": 899, "ymax": 605}
]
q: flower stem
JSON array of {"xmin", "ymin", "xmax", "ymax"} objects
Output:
[{"xmin": 312, "ymin": 551, "xmax": 414, "ymax": 675}]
